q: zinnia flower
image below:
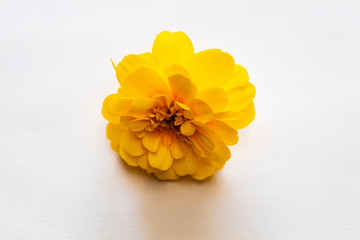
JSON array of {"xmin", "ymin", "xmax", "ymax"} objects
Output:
[{"xmin": 102, "ymin": 31, "xmax": 256, "ymax": 180}]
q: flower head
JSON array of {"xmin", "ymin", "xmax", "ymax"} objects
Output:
[{"xmin": 102, "ymin": 31, "xmax": 256, "ymax": 180}]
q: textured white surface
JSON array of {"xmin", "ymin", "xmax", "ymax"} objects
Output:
[{"xmin": 1, "ymin": 0, "xmax": 359, "ymax": 239}]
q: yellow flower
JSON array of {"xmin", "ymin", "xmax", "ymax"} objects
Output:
[{"xmin": 102, "ymin": 31, "xmax": 256, "ymax": 180}]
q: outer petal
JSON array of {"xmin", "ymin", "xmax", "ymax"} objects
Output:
[
  {"xmin": 154, "ymin": 168, "xmax": 179, "ymax": 180},
  {"xmin": 102, "ymin": 94, "xmax": 121, "ymax": 124},
  {"xmin": 226, "ymin": 82, "xmax": 256, "ymax": 112},
  {"xmin": 215, "ymin": 102, "xmax": 255, "ymax": 130},
  {"xmin": 225, "ymin": 64, "xmax": 249, "ymax": 90},
  {"xmin": 197, "ymin": 87, "xmax": 228, "ymax": 112},
  {"xmin": 170, "ymin": 136, "xmax": 185, "ymax": 159},
  {"xmin": 142, "ymin": 130, "xmax": 161, "ymax": 152},
  {"xmin": 120, "ymin": 130, "xmax": 147, "ymax": 157},
  {"xmin": 206, "ymin": 119, "xmax": 239, "ymax": 146},
  {"xmin": 191, "ymin": 131, "xmax": 215, "ymax": 156},
  {"xmin": 191, "ymin": 99, "xmax": 213, "ymax": 123},
  {"xmin": 172, "ymin": 146, "xmax": 198, "ymax": 176},
  {"xmin": 148, "ymin": 145, "xmax": 173, "ymax": 171},
  {"xmin": 106, "ymin": 123, "xmax": 122, "ymax": 142},
  {"xmin": 109, "ymin": 97, "xmax": 133, "ymax": 115},
  {"xmin": 207, "ymin": 136, "xmax": 231, "ymax": 170},
  {"xmin": 128, "ymin": 96, "xmax": 158, "ymax": 118},
  {"xmin": 129, "ymin": 118, "xmax": 149, "ymax": 132},
  {"xmin": 191, "ymin": 158, "xmax": 215, "ymax": 180},
  {"xmin": 137, "ymin": 154, "xmax": 160, "ymax": 174},
  {"xmin": 123, "ymin": 67, "xmax": 170, "ymax": 97},
  {"xmin": 119, "ymin": 148, "xmax": 139, "ymax": 167},
  {"xmin": 168, "ymin": 74, "xmax": 197, "ymax": 105},
  {"xmin": 115, "ymin": 53, "xmax": 160, "ymax": 85},
  {"xmin": 185, "ymin": 49, "xmax": 235, "ymax": 89},
  {"xmin": 152, "ymin": 31, "xmax": 194, "ymax": 65},
  {"xmin": 106, "ymin": 123, "xmax": 123, "ymax": 152}
]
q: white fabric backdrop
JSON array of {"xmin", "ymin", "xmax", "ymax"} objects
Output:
[{"xmin": 1, "ymin": 0, "xmax": 359, "ymax": 239}]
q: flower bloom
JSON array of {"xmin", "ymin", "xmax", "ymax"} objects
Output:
[{"xmin": 102, "ymin": 31, "xmax": 255, "ymax": 180}]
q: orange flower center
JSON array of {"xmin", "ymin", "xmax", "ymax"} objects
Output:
[{"xmin": 148, "ymin": 102, "xmax": 192, "ymax": 132}]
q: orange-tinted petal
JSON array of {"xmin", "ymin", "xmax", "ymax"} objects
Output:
[
  {"xmin": 170, "ymin": 136, "xmax": 185, "ymax": 159},
  {"xmin": 142, "ymin": 130, "xmax": 161, "ymax": 152},
  {"xmin": 172, "ymin": 146, "xmax": 198, "ymax": 176},
  {"xmin": 191, "ymin": 158, "xmax": 215, "ymax": 180},
  {"xmin": 120, "ymin": 130, "xmax": 147, "ymax": 157},
  {"xmin": 148, "ymin": 145, "xmax": 173, "ymax": 170},
  {"xmin": 180, "ymin": 121, "xmax": 196, "ymax": 136},
  {"xmin": 191, "ymin": 99, "xmax": 213, "ymax": 123},
  {"xmin": 206, "ymin": 119, "xmax": 238, "ymax": 146},
  {"xmin": 154, "ymin": 168, "xmax": 179, "ymax": 180},
  {"xmin": 129, "ymin": 118, "xmax": 149, "ymax": 132},
  {"xmin": 128, "ymin": 96, "xmax": 158, "ymax": 118},
  {"xmin": 109, "ymin": 97, "xmax": 133, "ymax": 115},
  {"xmin": 168, "ymin": 74, "xmax": 197, "ymax": 105},
  {"xmin": 207, "ymin": 136, "xmax": 231, "ymax": 170},
  {"xmin": 119, "ymin": 147, "xmax": 139, "ymax": 167}
]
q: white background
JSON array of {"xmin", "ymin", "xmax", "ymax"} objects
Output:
[{"xmin": 1, "ymin": 0, "xmax": 359, "ymax": 239}]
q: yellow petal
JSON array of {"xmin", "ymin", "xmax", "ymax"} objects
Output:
[
  {"xmin": 207, "ymin": 136, "xmax": 231, "ymax": 170},
  {"xmin": 142, "ymin": 130, "xmax": 161, "ymax": 152},
  {"xmin": 191, "ymin": 99, "xmax": 213, "ymax": 123},
  {"xmin": 128, "ymin": 96, "xmax": 158, "ymax": 118},
  {"xmin": 180, "ymin": 121, "xmax": 196, "ymax": 136},
  {"xmin": 102, "ymin": 94, "xmax": 121, "ymax": 124},
  {"xmin": 215, "ymin": 102, "xmax": 255, "ymax": 130},
  {"xmin": 197, "ymin": 87, "xmax": 228, "ymax": 112},
  {"xmin": 119, "ymin": 116, "xmax": 134, "ymax": 129},
  {"xmin": 236, "ymin": 102, "xmax": 255, "ymax": 129},
  {"xmin": 117, "ymin": 87, "xmax": 130, "ymax": 97},
  {"xmin": 168, "ymin": 74, "xmax": 197, "ymax": 105},
  {"xmin": 191, "ymin": 120, "xmax": 214, "ymax": 133},
  {"xmin": 152, "ymin": 31, "xmax": 194, "ymax": 65},
  {"xmin": 172, "ymin": 146, "xmax": 198, "ymax": 176},
  {"xmin": 109, "ymin": 97, "xmax": 133, "ymax": 115},
  {"xmin": 120, "ymin": 130, "xmax": 146, "ymax": 157},
  {"xmin": 137, "ymin": 153, "xmax": 148, "ymax": 170},
  {"xmin": 123, "ymin": 67, "xmax": 169, "ymax": 97},
  {"xmin": 148, "ymin": 145, "xmax": 173, "ymax": 170},
  {"xmin": 191, "ymin": 158, "xmax": 215, "ymax": 180},
  {"xmin": 185, "ymin": 49, "xmax": 234, "ymax": 89},
  {"xmin": 137, "ymin": 154, "xmax": 160, "ymax": 173},
  {"xmin": 109, "ymin": 140, "xmax": 120, "ymax": 152},
  {"xmin": 175, "ymin": 101, "xmax": 194, "ymax": 119},
  {"xmin": 226, "ymin": 82, "xmax": 256, "ymax": 112},
  {"xmin": 225, "ymin": 64, "xmax": 249, "ymax": 90},
  {"xmin": 154, "ymin": 168, "xmax": 179, "ymax": 180},
  {"xmin": 115, "ymin": 53, "xmax": 160, "ymax": 85},
  {"xmin": 119, "ymin": 147, "xmax": 139, "ymax": 167},
  {"xmin": 163, "ymin": 64, "xmax": 192, "ymax": 80},
  {"xmin": 129, "ymin": 118, "xmax": 149, "ymax": 132},
  {"xmin": 106, "ymin": 123, "xmax": 123, "ymax": 145},
  {"xmin": 170, "ymin": 136, "xmax": 185, "ymax": 159},
  {"xmin": 153, "ymin": 94, "xmax": 171, "ymax": 108},
  {"xmin": 206, "ymin": 119, "xmax": 238, "ymax": 146},
  {"xmin": 191, "ymin": 131, "xmax": 215, "ymax": 156}
]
